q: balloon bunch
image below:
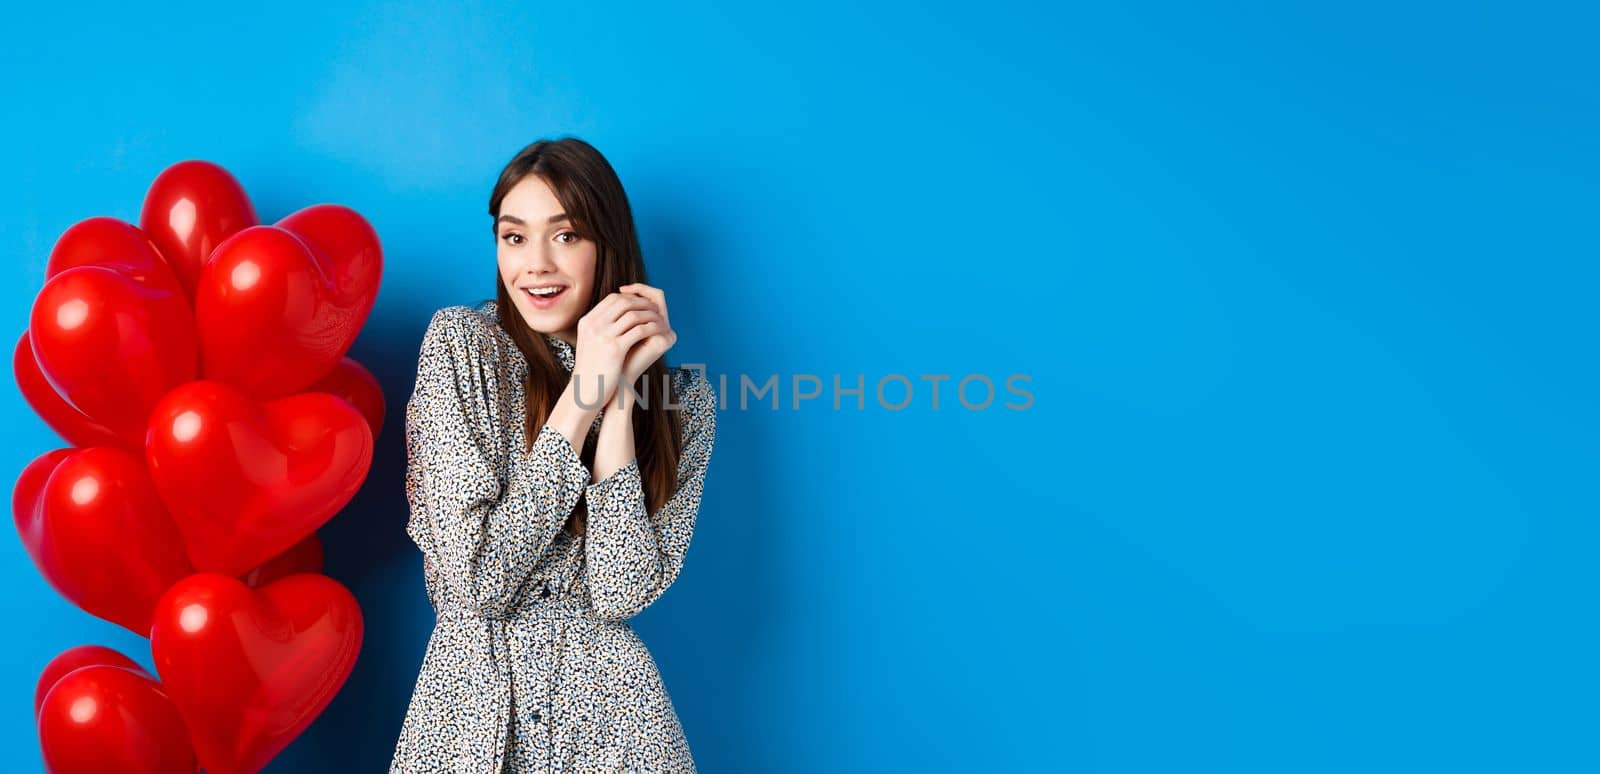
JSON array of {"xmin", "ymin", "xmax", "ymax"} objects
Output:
[{"xmin": 12, "ymin": 161, "xmax": 382, "ymax": 774}]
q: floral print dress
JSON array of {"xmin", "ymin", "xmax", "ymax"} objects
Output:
[{"xmin": 390, "ymin": 300, "xmax": 715, "ymax": 773}]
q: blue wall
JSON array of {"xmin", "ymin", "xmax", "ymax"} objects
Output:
[{"xmin": 3, "ymin": 1, "xmax": 1596, "ymax": 771}]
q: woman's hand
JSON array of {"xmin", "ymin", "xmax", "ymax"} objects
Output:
[
  {"xmin": 615, "ymin": 283, "xmax": 676, "ymax": 403},
  {"xmin": 589, "ymin": 284, "xmax": 675, "ymax": 484},
  {"xmin": 572, "ymin": 288, "xmax": 668, "ymax": 407}
]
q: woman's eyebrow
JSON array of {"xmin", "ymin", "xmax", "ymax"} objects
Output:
[{"xmin": 496, "ymin": 213, "xmax": 569, "ymax": 227}]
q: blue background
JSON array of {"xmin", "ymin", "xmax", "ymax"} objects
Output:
[{"xmin": 2, "ymin": 1, "xmax": 1596, "ymax": 771}]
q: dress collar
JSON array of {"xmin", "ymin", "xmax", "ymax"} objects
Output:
[
  {"xmin": 541, "ymin": 331, "xmax": 577, "ymax": 371},
  {"xmin": 478, "ymin": 299, "xmax": 576, "ymax": 370}
]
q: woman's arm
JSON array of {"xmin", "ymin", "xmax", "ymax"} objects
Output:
[
  {"xmin": 404, "ymin": 307, "xmax": 592, "ymax": 619},
  {"xmin": 582, "ymin": 368, "xmax": 717, "ymax": 621}
]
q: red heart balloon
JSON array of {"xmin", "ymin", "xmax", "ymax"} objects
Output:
[
  {"xmin": 277, "ymin": 203, "xmax": 383, "ymax": 313},
  {"xmin": 12, "ymin": 332, "xmax": 126, "ymax": 449},
  {"xmin": 311, "ymin": 356, "xmax": 387, "ymax": 441},
  {"xmin": 29, "ymin": 265, "xmax": 198, "ymax": 446},
  {"xmin": 34, "ymin": 644, "xmax": 149, "ymax": 718},
  {"xmin": 13, "ymin": 448, "xmax": 76, "ymax": 573},
  {"xmin": 150, "ymin": 572, "xmax": 362, "ymax": 774},
  {"xmin": 46, "ymin": 216, "xmax": 185, "ymax": 297},
  {"xmin": 140, "ymin": 160, "xmax": 259, "ymax": 298},
  {"xmin": 14, "ymin": 447, "xmax": 194, "ymax": 637},
  {"xmin": 195, "ymin": 204, "xmax": 381, "ymax": 399},
  {"xmin": 39, "ymin": 661, "xmax": 198, "ymax": 773},
  {"xmin": 241, "ymin": 531, "xmax": 325, "ymax": 588},
  {"xmin": 144, "ymin": 380, "xmax": 372, "ymax": 577}
]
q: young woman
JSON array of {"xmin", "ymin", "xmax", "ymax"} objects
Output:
[{"xmin": 391, "ymin": 137, "xmax": 715, "ymax": 773}]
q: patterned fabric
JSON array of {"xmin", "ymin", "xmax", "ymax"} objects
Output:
[{"xmin": 390, "ymin": 300, "xmax": 715, "ymax": 773}]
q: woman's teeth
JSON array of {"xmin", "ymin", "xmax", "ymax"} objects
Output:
[{"xmin": 526, "ymin": 287, "xmax": 564, "ymax": 297}]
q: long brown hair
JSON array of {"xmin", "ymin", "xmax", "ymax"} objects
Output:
[{"xmin": 487, "ymin": 137, "xmax": 684, "ymax": 537}]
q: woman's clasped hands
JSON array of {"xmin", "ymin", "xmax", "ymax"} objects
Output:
[{"xmin": 570, "ymin": 282, "xmax": 676, "ymax": 410}]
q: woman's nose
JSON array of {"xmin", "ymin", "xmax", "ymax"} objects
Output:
[{"xmin": 522, "ymin": 244, "xmax": 557, "ymax": 271}]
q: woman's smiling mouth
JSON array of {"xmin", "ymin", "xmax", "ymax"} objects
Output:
[{"xmin": 522, "ymin": 284, "xmax": 568, "ymax": 308}]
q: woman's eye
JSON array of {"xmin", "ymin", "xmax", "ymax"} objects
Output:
[
  {"xmin": 502, "ymin": 233, "xmax": 523, "ymax": 245},
  {"xmin": 556, "ymin": 231, "xmax": 579, "ymax": 244}
]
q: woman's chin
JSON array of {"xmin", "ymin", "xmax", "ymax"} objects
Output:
[{"xmin": 513, "ymin": 299, "xmax": 572, "ymax": 333}]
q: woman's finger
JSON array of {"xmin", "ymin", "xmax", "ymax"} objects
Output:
[
  {"xmin": 619, "ymin": 320, "xmax": 662, "ymax": 349},
  {"xmin": 619, "ymin": 283, "xmax": 667, "ymax": 322},
  {"xmin": 620, "ymin": 283, "xmax": 666, "ymax": 309},
  {"xmin": 608, "ymin": 308, "xmax": 663, "ymax": 337},
  {"xmin": 590, "ymin": 292, "xmax": 656, "ymax": 326}
]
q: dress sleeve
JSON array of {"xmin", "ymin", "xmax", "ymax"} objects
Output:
[
  {"xmin": 582, "ymin": 367, "xmax": 717, "ymax": 621},
  {"xmin": 404, "ymin": 306, "xmax": 591, "ymax": 619}
]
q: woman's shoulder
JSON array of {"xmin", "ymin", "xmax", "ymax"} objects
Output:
[
  {"xmin": 418, "ymin": 303, "xmax": 516, "ymax": 373},
  {"xmin": 667, "ymin": 364, "xmax": 717, "ymax": 429},
  {"xmin": 668, "ymin": 363, "xmax": 714, "ymax": 396},
  {"xmin": 424, "ymin": 302, "xmax": 498, "ymax": 340}
]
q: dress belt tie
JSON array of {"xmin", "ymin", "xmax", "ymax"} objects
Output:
[{"xmin": 431, "ymin": 590, "xmax": 600, "ymax": 771}]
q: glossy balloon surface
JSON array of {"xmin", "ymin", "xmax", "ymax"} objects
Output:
[
  {"xmin": 144, "ymin": 380, "xmax": 372, "ymax": 577},
  {"xmin": 150, "ymin": 573, "xmax": 362, "ymax": 774},
  {"xmin": 139, "ymin": 160, "xmax": 259, "ymax": 297}
]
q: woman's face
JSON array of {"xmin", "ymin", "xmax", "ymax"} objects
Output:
[{"xmin": 496, "ymin": 175, "xmax": 597, "ymax": 343}]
